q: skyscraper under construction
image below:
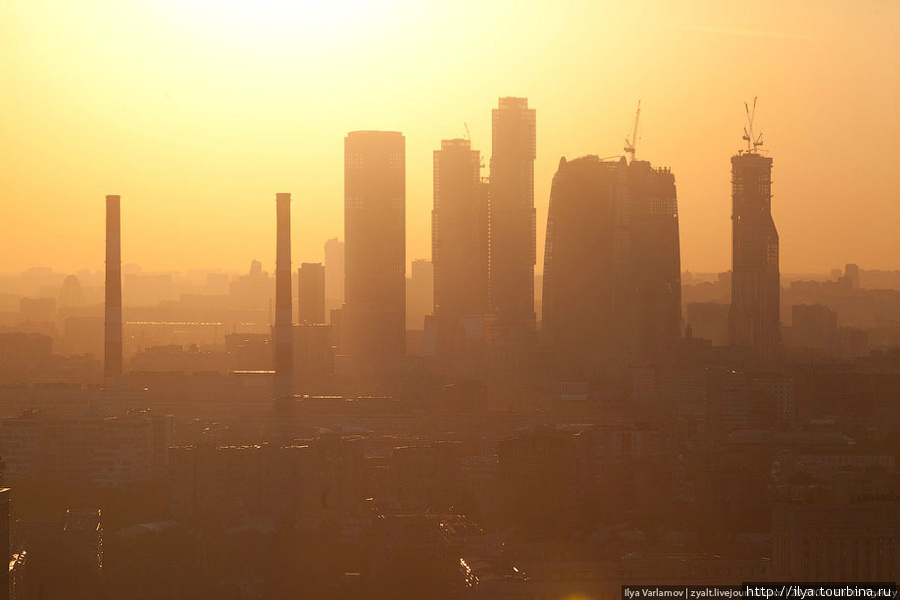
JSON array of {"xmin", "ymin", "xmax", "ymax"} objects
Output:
[
  {"xmin": 729, "ymin": 101, "xmax": 779, "ymax": 360},
  {"xmin": 728, "ymin": 150, "xmax": 780, "ymax": 360}
]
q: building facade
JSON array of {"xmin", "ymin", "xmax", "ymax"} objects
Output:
[
  {"xmin": 298, "ymin": 262, "xmax": 326, "ymax": 325},
  {"xmin": 627, "ymin": 160, "xmax": 682, "ymax": 362},
  {"xmin": 489, "ymin": 97, "xmax": 536, "ymax": 339},
  {"xmin": 542, "ymin": 156, "xmax": 629, "ymax": 374},
  {"xmin": 432, "ymin": 138, "xmax": 489, "ymax": 352},
  {"xmin": 0, "ymin": 410, "xmax": 173, "ymax": 487},
  {"xmin": 342, "ymin": 131, "xmax": 406, "ymax": 371},
  {"xmin": 773, "ymin": 501, "xmax": 900, "ymax": 581},
  {"xmin": 323, "ymin": 237, "xmax": 345, "ymax": 321}
]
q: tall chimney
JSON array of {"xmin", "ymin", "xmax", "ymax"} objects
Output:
[
  {"xmin": 104, "ymin": 195, "xmax": 123, "ymax": 379},
  {"xmin": 274, "ymin": 193, "xmax": 294, "ymax": 399}
]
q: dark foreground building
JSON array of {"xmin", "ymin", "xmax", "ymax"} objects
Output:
[
  {"xmin": 542, "ymin": 155, "xmax": 682, "ymax": 374},
  {"xmin": 627, "ymin": 159, "xmax": 682, "ymax": 362},
  {"xmin": 542, "ymin": 156, "xmax": 628, "ymax": 374}
]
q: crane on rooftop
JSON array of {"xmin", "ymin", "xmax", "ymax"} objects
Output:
[
  {"xmin": 624, "ymin": 100, "xmax": 641, "ymax": 163},
  {"xmin": 742, "ymin": 97, "xmax": 764, "ymax": 154},
  {"xmin": 463, "ymin": 122, "xmax": 485, "ymax": 168}
]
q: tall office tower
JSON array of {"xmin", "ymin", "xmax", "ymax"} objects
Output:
[
  {"xmin": 490, "ymin": 97, "xmax": 536, "ymax": 337},
  {"xmin": 343, "ymin": 131, "xmax": 406, "ymax": 367},
  {"xmin": 274, "ymin": 193, "xmax": 294, "ymax": 399},
  {"xmin": 432, "ymin": 138, "xmax": 489, "ymax": 350},
  {"xmin": 627, "ymin": 160, "xmax": 682, "ymax": 362},
  {"xmin": 728, "ymin": 152, "xmax": 779, "ymax": 361},
  {"xmin": 298, "ymin": 262, "xmax": 326, "ymax": 324},
  {"xmin": 323, "ymin": 237, "xmax": 344, "ymax": 320},
  {"xmin": 104, "ymin": 194, "xmax": 123, "ymax": 379},
  {"xmin": 542, "ymin": 156, "xmax": 629, "ymax": 375}
]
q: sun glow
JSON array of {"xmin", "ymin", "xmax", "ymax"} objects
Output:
[{"xmin": 171, "ymin": 0, "xmax": 396, "ymax": 48}]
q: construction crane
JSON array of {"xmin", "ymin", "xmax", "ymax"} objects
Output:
[
  {"xmin": 742, "ymin": 97, "xmax": 764, "ymax": 154},
  {"xmin": 463, "ymin": 122, "xmax": 486, "ymax": 168},
  {"xmin": 624, "ymin": 100, "xmax": 641, "ymax": 163}
]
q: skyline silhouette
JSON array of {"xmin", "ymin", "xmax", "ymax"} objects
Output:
[
  {"xmin": 1, "ymin": 3, "xmax": 900, "ymax": 598},
  {"xmin": 4, "ymin": 93, "xmax": 896, "ymax": 280}
]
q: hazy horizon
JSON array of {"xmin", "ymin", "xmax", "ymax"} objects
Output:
[{"xmin": 0, "ymin": 264, "xmax": 886, "ymax": 281}]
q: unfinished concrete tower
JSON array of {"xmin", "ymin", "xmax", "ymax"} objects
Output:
[
  {"xmin": 274, "ymin": 192, "xmax": 294, "ymax": 398},
  {"xmin": 728, "ymin": 100, "xmax": 779, "ymax": 361},
  {"xmin": 104, "ymin": 194, "xmax": 123, "ymax": 379}
]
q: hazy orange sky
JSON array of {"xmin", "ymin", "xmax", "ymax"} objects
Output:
[{"xmin": 2, "ymin": 0, "xmax": 898, "ymax": 276}]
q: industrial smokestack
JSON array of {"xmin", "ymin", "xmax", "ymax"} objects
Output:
[
  {"xmin": 104, "ymin": 195, "xmax": 123, "ymax": 379},
  {"xmin": 274, "ymin": 193, "xmax": 294, "ymax": 399}
]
